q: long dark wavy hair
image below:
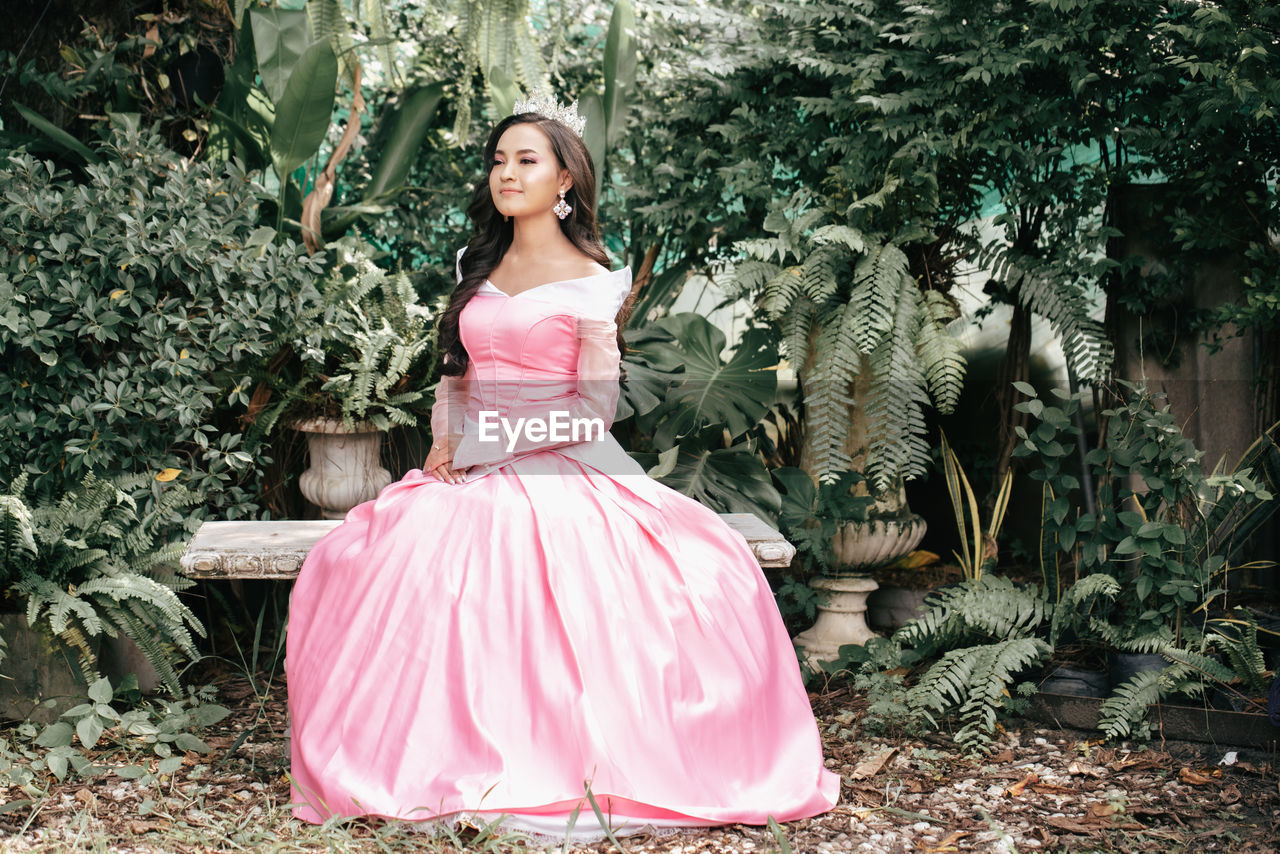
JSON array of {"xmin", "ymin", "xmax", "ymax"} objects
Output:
[{"xmin": 437, "ymin": 113, "xmax": 629, "ymax": 377}]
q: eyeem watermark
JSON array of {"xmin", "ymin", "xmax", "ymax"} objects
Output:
[{"xmin": 477, "ymin": 410, "xmax": 606, "ymax": 452}]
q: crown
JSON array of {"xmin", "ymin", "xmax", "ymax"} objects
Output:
[{"xmin": 512, "ymin": 92, "xmax": 587, "ymax": 137}]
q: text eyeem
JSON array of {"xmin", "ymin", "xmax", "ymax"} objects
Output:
[{"xmin": 477, "ymin": 410, "xmax": 606, "ymax": 452}]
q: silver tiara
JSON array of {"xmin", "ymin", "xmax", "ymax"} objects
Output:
[{"xmin": 512, "ymin": 92, "xmax": 587, "ymax": 137}]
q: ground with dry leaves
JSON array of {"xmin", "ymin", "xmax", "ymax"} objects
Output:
[{"xmin": 1, "ymin": 664, "xmax": 1277, "ymax": 853}]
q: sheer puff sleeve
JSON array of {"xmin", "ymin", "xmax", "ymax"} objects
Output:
[
  {"xmin": 428, "ymin": 364, "xmax": 472, "ymax": 457},
  {"xmin": 427, "ymin": 246, "xmax": 472, "ymax": 456},
  {"xmin": 450, "ymin": 316, "xmax": 621, "ymax": 470}
]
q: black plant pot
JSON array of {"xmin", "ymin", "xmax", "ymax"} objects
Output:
[
  {"xmin": 1041, "ymin": 666, "xmax": 1109, "ymax": 698},
  {"xmin": 1108, "ymin": 651, "xmax": 1169, "ymax": 690}
]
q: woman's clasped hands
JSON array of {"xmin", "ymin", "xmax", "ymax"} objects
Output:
[{"xmin": 424, "ymin": 441, "xmax": 468, "ymax": 484}]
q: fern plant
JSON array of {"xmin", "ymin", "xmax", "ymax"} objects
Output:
[
  {"xmin": 250, "ymin": 237, "xmax": 438, "ymax": 435},
  {"xmin": 0, "ymin": 472, "xmax": 204, "ymax": 695},
  {"xmin": 888, "ymin": 570, "xmax": 1130, "ymax": 752},
  {"xmin": 449, "ymin": 0, "xmax": 548, "ymax": 143},
  {"xmin": 725, "ymin": 192, "xmax": 966, "ymax": 490},
  {"xmin": 893, "ymin": 575, "xmax": 1052, "ymax": 752}
]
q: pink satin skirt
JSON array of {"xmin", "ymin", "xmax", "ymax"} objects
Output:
[{"xmin": 286, "ymin": 451, "xmax": 839, "ymax": 835}]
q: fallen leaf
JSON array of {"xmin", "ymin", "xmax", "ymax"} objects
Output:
[
  {"xmin": 850, "ymin": 748, "xmax": 898, "ymax": 780},
  {"xmin": 887, "ymin": 549, "xmax": 939, "ymax": 570},
  {"xmin": 1179, "ymin": 767, "xmax": 1216, "ymax": 786},
  {"xmin": 922, "ymin": 830, "xmax": 969, "ymax": 852},
  {"xmin": 142, "ymin": 23, "xmax": 160, "ymax": 59},
  {"xmin": 1005, "ymin": 772, "xmax": 1039, "ymax": 797},
  {"xmin": 73, "ymin": 788, "xmax": 96, "ymax": 808},
  {"xmin": 155, "ymin": 468, "xmax": 181, "ymax": 482},
  {"xmin": 1066, "ymin": 761, "xmax": 1105, "ymax": 778},
  {"xmin": 992, "ymin": 749, "xmax": 1015, "ymax": 764},
  {"xmin": 1219, "ymin": 784, "xmax": 1241, "ymax": 805},
  {"xmin": 1082, "ymin": 802, "xmax": 1144, "ymax": 830}
]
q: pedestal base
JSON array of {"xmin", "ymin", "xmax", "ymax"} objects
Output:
[{"xmin": 793, "ymin": 575, "xmax": 879, "ymax": 670}]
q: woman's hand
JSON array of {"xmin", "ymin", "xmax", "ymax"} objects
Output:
[{"xmin": 424, "ymin": 441, "xmax": 467, "ymax": 484}]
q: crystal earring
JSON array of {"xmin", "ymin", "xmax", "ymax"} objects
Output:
[{"xmin": 553, "ymin": 189, "xmax": 572, "ymax": 220}]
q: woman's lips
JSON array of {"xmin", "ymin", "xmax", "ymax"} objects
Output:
[{"xmin": 500, "ymin": 189, "xmax": 522, "ymax": 195}]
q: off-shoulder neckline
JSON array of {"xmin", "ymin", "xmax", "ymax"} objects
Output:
[{"xmin": 481, "ymin": 267, "xmax": 630, "ymax": 299}]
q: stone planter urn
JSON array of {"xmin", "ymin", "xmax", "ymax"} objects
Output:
[
  {"xmin": 294, "ymin": 417, "xmax": 392, "ymax": 519},
  {"xmin": 794, "ymin": 510, "xmax": 926, "ymax": 670}
]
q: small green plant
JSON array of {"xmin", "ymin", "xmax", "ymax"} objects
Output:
[
  {"xmin": 819, "ymin": 636, "xmax": 923, "ymax": 737},
  {"xmin": 1, "ymin": 471, "xmax": 204, "ymax": 694},
  {"xmin": 772, "ymin": 466, "xmax": 874, "ymax": 571},
  {"xmin": 940, "ymin": 431, "xmax": 1013, "ymax": 581},
  {"xmin": 4, "ymin": 675, "xmax": 228, "ymax": 790}
]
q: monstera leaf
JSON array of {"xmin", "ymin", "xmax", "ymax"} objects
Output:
[
  {"xmin": 636, "ymin": 426, "xmax": 781, "ymax": 522},
  {"xmin": 638, "ymin": 313, "xmax": 778, "ymax": 447},
  {"xmin": 772, "ymin": 465, "xmax": 818, "ymax": 531},
  {"xmin": 618, "ymin": 324, "xmax": 687, "ymax": 422}
]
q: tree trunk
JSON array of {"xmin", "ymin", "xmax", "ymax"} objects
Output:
[{"xmin": 990, "ymin": 301, "xmax": 1033, "ymax": 500}]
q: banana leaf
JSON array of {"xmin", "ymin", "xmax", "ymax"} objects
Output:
[
  {"xmin": 363, "ymin": 82, "xmax": 445, "ymax": 203},
  {"xmin": 269, "ymin": 40, "xmax": 338, "ymax": 179},
  {"xmin": 637, "ymin": 426, "xmax": 781, "ymax": 522},
  {"xmin": 602, "ymin": 0, "xmax": 636, "ymax": 145},
  {"xmin": 644, "ymin": 314, "xmax": 778, "ymax": 447},
  {"xmin": 250, "ymin": 7, "xmax": 312, "ymax": 104}
]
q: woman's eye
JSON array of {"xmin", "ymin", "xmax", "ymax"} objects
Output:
[
  {"xmin": 521, "ymin": 158, "xmax": 536, "ymax": 165},
  {"xmin": 490, "ymin": 159, "xmax": 504, "ymax": 168}
]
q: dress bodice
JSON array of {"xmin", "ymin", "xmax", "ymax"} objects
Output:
[{"xmin": 457, "ymin": 268, "xmax": 632, "ymax": 412}]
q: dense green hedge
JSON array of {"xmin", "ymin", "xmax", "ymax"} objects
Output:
[{"xmin": 0, "ymin": 127, "xmax": 324, "ymax": 518}]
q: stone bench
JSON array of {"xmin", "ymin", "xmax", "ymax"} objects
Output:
[{"xmin": 180, "ymin": 513, "xmax": 796, "ymax": 579}]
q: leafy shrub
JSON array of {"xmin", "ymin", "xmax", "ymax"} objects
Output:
[
  {"xmin": 0, "ymin": 126, "xmax": 324, "ymax": 517},
  {"xmin": 1013, "ymin": 381, "xmax": 1276, "ymax": 640}
]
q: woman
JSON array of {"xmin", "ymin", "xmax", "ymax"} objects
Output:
[{"xmin": 286, "ymin": 98, "xmax": 840, "ymax": 842}]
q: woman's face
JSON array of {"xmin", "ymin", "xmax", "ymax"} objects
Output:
[{"xmin": 489, "ymin": 122, "xmax": 570, "ymax": 221}]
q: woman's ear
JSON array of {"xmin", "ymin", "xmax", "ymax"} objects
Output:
[{"xmin": 559, "ymin": 169, "xmax": 573, "ymax": 195}]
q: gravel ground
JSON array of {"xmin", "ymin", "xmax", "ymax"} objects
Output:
[{"xmin": 2, "ymin": 671, "xmax": 1277, "ymax": 852}]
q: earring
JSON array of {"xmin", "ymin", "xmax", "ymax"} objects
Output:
[{"xmin": 553, "ymin": 189, "xmax": 572, "ymax": 220}]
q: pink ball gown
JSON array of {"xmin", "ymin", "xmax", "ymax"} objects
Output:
[{"xmin": 285, "ymin": 249, "xmax": 839, "ymax": 840}]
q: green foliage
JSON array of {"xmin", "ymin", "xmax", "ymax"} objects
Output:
[
  {"xmin": 449, "ymin": 0, "xmax": 549, "ymax": 144},
  {"xmin": 3, "ymin": 675, "xmax": 228, "ymax": 789},
  {"xmin": 817, "ymin": 636, "xmax": 923, "ymax": 737},
  {"xmin": 772, "ymin": 467, "xmax": 873, "ymax": 572},
  {"xmin": 1014, "ymin": 382, "xmax": 1277, "ymax": 639},
  {"xmin": 0, "ymin": 471, "xmax": 205, "ymax": 696},
  {"xmin": 729, "ymin": 203, "xmax": 966, "ymax": 489},
  {"xmin": 1205, "ymin": 612, "xmax": 1273, "ymax": 698},
  {"xmin": 250, "ymin": 237, "xmax": 437, "ymax": 434},
  {"xmin": 909, "ymin": 637, "xmax": 1050, "ymax": 752},
  {"xmin": 0, "ymin": 127, "xmax": 324, "ymax": 519},
  {"xmin": 898, "ymin": 576, "xmax": 1051, "ymax": 653},
  {"xmin": 618, "ymin": 314, "xmax": 782, "ymax": 521},
  {"xmin": 941, "ymin": 431, "xmax": 1012, "ymax": 581}
]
